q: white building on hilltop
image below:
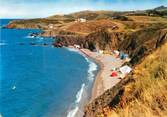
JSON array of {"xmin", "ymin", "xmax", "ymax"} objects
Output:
[
  {"xmin": 49, "ymin": 24, "xmax": 54, "ymax": 29},
  {"xmin": 75, "ymin": 18, "xmax": 86, "ymax": 23}
]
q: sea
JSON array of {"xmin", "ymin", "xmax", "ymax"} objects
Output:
[{"xmin": 0, "ymin": 19, "xmax": 99, "ymax": 117}]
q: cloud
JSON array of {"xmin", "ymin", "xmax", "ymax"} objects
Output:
[
  {"xmin": 0, "ymin": 0, "xmax": 97, "ymax": 18},
  {"xmin": 0, "ymin": 0, "xmax": 167, "ymax": 18}
]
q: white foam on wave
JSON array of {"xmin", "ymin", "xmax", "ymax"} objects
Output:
[
  {"xmin": 84, "ymin": 56, "xmax": 98, "ymax": 81},
  {"xmin": 35, "ymin": 36, "xmax": 44, "ymax": 40},
  {"xmin": 66, "ymin": 48, "xmax": 98, "ymax": 117},
  {"xmin": 88, "ymin": 62, "xmax": 98, "ymax": 80},
  {"xmin": 12, "ymin": 86, "xmax": 16, "ymax": 90},
  {"xmin": 66, "ymin": 84, "xmax": 85, "ymax": 117},
  {"xmin": 67, "ymin": 106, "xmax": 79, "ymax": 117},
  {"xmin": 25, "ymin": 36, "xmax": 34, "ymax": 39},
  {"xmin": 66, "ymin": 47, "xmax": 98, "ymax": 81},
  {"xmin": 65, "ymin": 47, "xmax": 81, "ymax": 53},
  {"xmin": 75, "ymin": 84, "xmax": 85, "ymax": 103},
  {"xmin": 66, "ymin": 59, "xmax": 98, "ymax": 117},
  {"xmin": 0, "ymin": 43, "xmax": 7, "ymax": 46},
  {"xmin": 0, "ymin": 113, "xmax": 3, "ymax": 117},
  {"xmin": 25, "ymin": 35, "xmax": 44, "ymax": 39}
]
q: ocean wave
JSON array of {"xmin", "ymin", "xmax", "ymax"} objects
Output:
[
  {"xmin": 65, "ymin": 47, "xmax": 81, "ymax": 53},
  {"xmin": 66, "ymin": 84, "xmax": 85, "ymax": 117},
  {"xmin": 66, "ymin": 48, "xmax": 98, "ymax": 117},
  {"xmin": 25, "ymin": 36, "xmax": 34, "ymax": 39},
  {"xmin": 36, "ymin": 36, "xmax": 44, "ymax": 39},
  {"xmin": 88, "ymin": 62, "xmax": 98, "ymax": 80},
  {"xmin": 84, "ymin": 56, "xmax": 98, "ymax": 81},
  {"xmin": 0, "ymin": 43, "xmax": 7, "ymax": 46},
  {"xmin": 66, "ymin": 106, "xmax": 79, "ymax": 117},
  {"xmin": 0, "ymin": 113, "xmax": 3, "ymax": 117},
  {"xmin": 66, "ymin": 58, "xmax": 97, "ymax": 117},
  {"xmin": 81, "ymin": 51, "xmax": 98, "ymax": 78},
  {"xmin": 25, "ymin": 35, "xmax": 44, "ymax": 39},
  {"xmin": 75, "ymin": 84, "xmax": 85, "ymax": 103}
]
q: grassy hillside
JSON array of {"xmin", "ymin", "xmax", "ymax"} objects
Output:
[
  {"xmin": 48, "ymin": 6, "xmax": 167, "ymax": 21},
  {"xmin": 113, "ymin": 43, "xmax": 167, "ymax": 117},
  {"xmin": 93, "ymin": 43, "xmax": 167, "ymax": 117},
  {"xmin": 6, "ymin": 18, "xmax": 62, "ymax": 29},
  {"xmin": 65, "ymin": 19, "xmax": 117, "ymax": 34},
  {"xmin": 48, "ymin": 10, "xmax": 117, "ymax": 20}
]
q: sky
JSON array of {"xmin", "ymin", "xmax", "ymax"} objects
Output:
[{"xmin": 0, "ymin": 0, "xmax": 167, "ymax": 18}]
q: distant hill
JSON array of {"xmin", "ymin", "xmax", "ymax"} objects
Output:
[
  {"xmin": 47, "ymin": 6, "xmax": 167, "ymax": 21},
  {"xmin": 145, "ymin": 5, "xmax": 167, "ymax": 17},
  {"xmin": 154, "ymin": 5, "xmax": 167, "ymax": 11},
  {"xmin": 48, "ymin": 10, "xmax": 120, "ymax": 21},
  {"xmin": 7, "ymin": 5, "xmax": 167, "ymax": 31}
]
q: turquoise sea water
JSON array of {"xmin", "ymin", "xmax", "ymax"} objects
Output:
[{"xmin": 0, "ymin": 19, "xmax": 98, "ymax": 117}]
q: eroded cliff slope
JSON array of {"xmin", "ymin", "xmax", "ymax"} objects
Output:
[{"xmin": 84, "ymin": 42, "xmax": 167, "ymax": 117}]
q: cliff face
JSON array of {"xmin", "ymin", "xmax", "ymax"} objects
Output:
[
  {"xmin": 53, "ymin": 26, "xmax": 167, "ymax": 65},
  {"xmin": 86, "ymin": 29, "xmax": 124, "ymax": 50},
  {"xmin": 84, "ymin": 43, "xmax": 167, "ymax": 117},
  {"xmin": 83, "ymin": 28, "xmax": 167, "ymax": 117},
  {"xmin": 119, "ymin": 27, "xmax": 167, "ymax": 64},
  {"xmin": 8, "ymin": 25, "xmax": 166, "ymax": 117},
  {"xmin": 52, "ymin": 29, "xmax": 124, "ymax": 51},
  {"xmin": 84, "ymin": 76, "xmax": 133, "ymax": 117},
  {"xmin": 49, "ymin": 26, "xmax": 167, "ymax": 117}
]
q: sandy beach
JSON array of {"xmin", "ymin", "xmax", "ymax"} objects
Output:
[{"xmin": 80, "ymin": 49, "xmax": 124, "ymax": 100}]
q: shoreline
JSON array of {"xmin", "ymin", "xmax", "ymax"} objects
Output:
[
  {"xmin": 79, "ymin": 49, "xmax": 104, "ymax": 100},
  {"xmin": 65, "ymin": 47, "xmax": 100, "ymax": 117},
  {"xmin": 67, "ymin": 47, "xmax": 101, "ymax": 100},
  {"xmin": 90, "ymin": 57, "xmax": 104, "ymax": 101},
  {"xmin": 79, "ymin": 49, "xmax": 124, "ymax": 100}
]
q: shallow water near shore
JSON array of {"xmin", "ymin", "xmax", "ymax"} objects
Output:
[{"xmin": 0, "ymin": 19, "xmax": 99, "ymax": 117}]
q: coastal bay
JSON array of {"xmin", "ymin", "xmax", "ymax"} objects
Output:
[
  {"xmin": 0, "ymin": 19, "xmax": 99, "ymax": 117},
  {"xmin": 2, "ymin": 4, "xmax": 167, "ymax": 117}
]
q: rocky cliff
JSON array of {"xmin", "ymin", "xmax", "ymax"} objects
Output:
[
  {"xmin": 119, "ymin": 25, "xmax": 167, "ymax": 64},
  {"xmin": 49, "ymin": 24, "xmax": 167, "ymax": 116},
  {"xmin": 83, "ymin": 27, "xmax": 167, "ymax": 117},
  {"xmin": 84, "ymin": 42, "xmax": 167, "ymax": 117},
  {"xmin": 53, "ymin": 24, "xmax": 167, "ymax": 65}
]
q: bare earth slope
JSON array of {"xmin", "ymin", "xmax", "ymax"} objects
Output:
[{"xmin": 84, "ymin": 43, "xmax": 167, "ymax": 117}]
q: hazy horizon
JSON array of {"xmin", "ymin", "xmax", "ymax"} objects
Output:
[{"xmin": 0, "ymin": 0, "xmax": 167, "ymax": 19}]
